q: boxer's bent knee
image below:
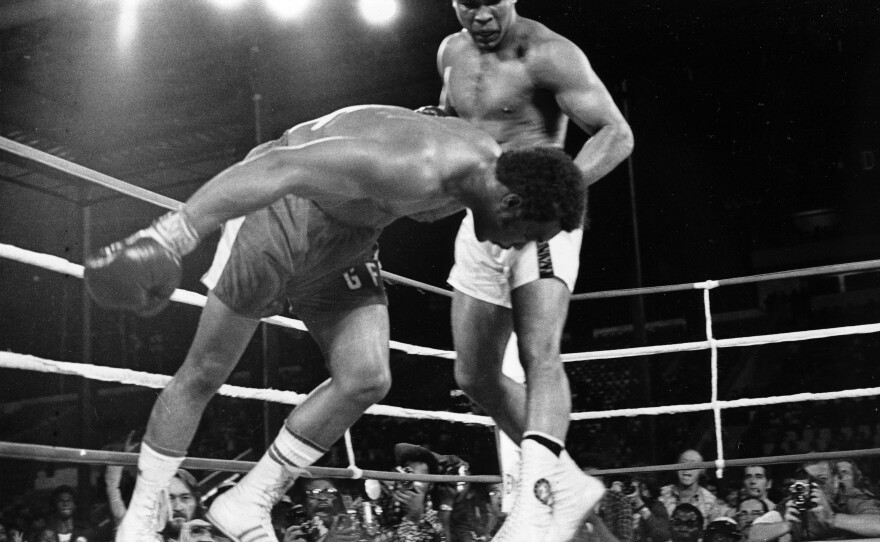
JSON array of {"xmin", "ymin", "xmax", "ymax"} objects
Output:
[
  {"xmin": 174, "ymin": 353, "xmax": 237, "ymax": 399},
  {"xmin": 455, "ymin": 364, "xmax": 503, "ymax": 404},
  {"xmin": 335, "ymin": 362, "xmax": 392, "ymax": 406}
]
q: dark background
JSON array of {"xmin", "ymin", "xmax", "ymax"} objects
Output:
[{"xmin": 1, "ymin": 0, "xmax": 879, "ymax": 501}]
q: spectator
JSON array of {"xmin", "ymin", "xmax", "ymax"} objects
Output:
[
  {"xmin": 742, "ymin": 466, "xmax": 775, "ymax": 510},
  {"xmin": 104, "ymin": 431, "xmax": 139, "ymax": 531},
  {"xmin": 660, "ymin": 450, "xmax": 724, "ymax": 527},
  {"xmin": 485, "ymin": 482, "xmax": 504, "ymax": 532},
  {"xmin": 285, "ymin": 478, "xmax": 364, "ymax": 542},
  {"xmin": 836, "ymin": 460, "xmax": 876, "ymax": 495},
  {"xmin": 32, "ymin": 528, "xmax": 58, "ymax": 542},
  {"xmin": 597, "ymin": 477, "xmax": 635, "ymax": 542},
  {"xmin": 106, "ymin": 465, "xmax": 216, "ymax": 542},
  {"xmin": 372, "ymin": 443, "xmax": 444, "ymax": 542},
  {"xmin": 719, "ymin": 486, "xmax": 740, "ymax": 518},
  {"xmin": 445, "ymin": 481, "xmax": 501, "ymax": 542},
  {"xmin": 627, "ymin": 476, "xmax": 671, "ymax": 542},
  {"xmin": 748, "ymin": 459, "xmax": 880, "ymax": 542},
  {"xmin": 269, "ymin": 495, "xmax": 295, "ymax": 540},
  {"xmin": 45, "ymin": 485, "xmax": 96, "ymax": 542},
  {"xmin": 178, "ymin": 519, "xmax": 218, "ymax": 542},
  {"xmin": 670, "ymin": 503, "xmax": 704, "ymax": 542},
  {"xmin": 574, "ymin": 455, "xmax": 634, "ymax": 542},
  {"xmin": 734, "ymin": 498, "xmax": 769, "ymax": 541},
  {"xmin": 162, "ymin": 470, "xmax": 212, "ymax": 542},
  {"xmin": 704, "ymin": 517, "xmax": 741, "ymax": 542}
]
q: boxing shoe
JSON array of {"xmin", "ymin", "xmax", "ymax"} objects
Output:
[
  {"xmin": 84, "ymin": 211, "xmax": 199, "ymax": 317},
  {"xmin": 551, "ymin": 452, "xmax": 605, "ymax": 541},
  {"xmin": 491, "ymin": 439, "xmax": 559, "ymax": 542},
  {"xmin": 206, "ymin": 460, "xmax": 294, "ymax": 542},
  {"xmin": 116, "ymin": 477, "xmax": 169, "ymax": 542}
]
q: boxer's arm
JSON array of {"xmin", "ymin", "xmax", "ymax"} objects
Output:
[
  {"xmin": 182, "ymin": 137, "xmax": 439, "ymax": 236},
  {"xmin": 537, "ymin": 39, "xmax": 634, "ymax": 187},
  {"xmin": 436, "ymin": 34, "xmax": 459, "ymax": 116}
]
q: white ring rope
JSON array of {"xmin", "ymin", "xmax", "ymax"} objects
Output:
[
  {"xmin": 6, "ymin": 242, "xmax": 880, "ymax": 363},
  {"xmin": 4, "ymin": 138, "xmax": 880, "ymax": 474},
  {"xmin": 4, "ymin": 351, "xmax": 880, "ymax": 426},
  {"xmin": 0, "ymin": 243, "xmax": 452, "ymax": 359},
  {"xmin": 0, "ymin": 352, "xmax": 491, "ymax": 425}
]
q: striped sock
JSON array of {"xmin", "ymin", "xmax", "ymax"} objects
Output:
[
  {"xmin": 222, "ymin": 427, "xmax": 329, "ymax": 514},
  {"xmin": 267, "ymin": 426, "xmax": 327, "ymax": 472}
]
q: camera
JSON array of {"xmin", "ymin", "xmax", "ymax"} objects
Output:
[
  {"xmin": 612, "ymin": 476, "xmax": 637, "ymax": 496},
  {"xmin": 788, "ymin": 480, "xmax": 818, "ymax": 511},
  {"xmin": 394, "ymin": 466, "xmax": 415, "ymax": 490},
  {"xmin": 286, "ymin": 504, "xmax": 320, "ymax": 542}
]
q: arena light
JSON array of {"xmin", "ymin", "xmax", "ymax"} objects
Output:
[
  {"xmin": 208, "ymin": 0, "xmax": 246, "ymax": 8},
  {"xmin": 358, "ymin": 0, "xmax": 398, "ymax": 25},
  {"xmin": 117, "ymin": 0, "xmax": 139, "ymax": 48},
  {"xmin": 264, "ymin": 0, "xmax": 311, "ymax": 20}
]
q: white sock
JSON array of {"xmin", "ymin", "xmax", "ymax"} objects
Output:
[
  {"xmin": 229, "ymin": 427, "xmax": 327, "ymax": 505},
  {"xmin": 138, "ymin": 443, "xmax": 185, "ymax": 486},
  {"xmin": 267, "ymin": 426, "xmax": 327, "ymax": 473}
]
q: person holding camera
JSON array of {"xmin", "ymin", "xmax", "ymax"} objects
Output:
[
  {"xmin": 368, "ymin": 444, "xmax": 445, "ymax": 542},
  {"xmin": 283, "ymin": 478, "xmax": 370, "ymax": 542},
  {"xmin": 748, "ymin": 459, "xmax": 880, "ymax": 542},
  {"xmin": 626, "ymin": 476, "xmax": 671, "ymax": 542}
]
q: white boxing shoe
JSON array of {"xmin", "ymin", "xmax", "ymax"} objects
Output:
[
  {"xmin": 491, "ymin": 440, "xmax": 558, "ymax": 542},
  {"xmin": 206, "ymin": 467, "xmax": 294, "ymax": 542},
  {"xmin": 550, "ymin": 452, "xmax": 606, "ymax": 541},
  {"xmin": 116, "ymin": 477, "xmax": 169, "ymax": 542}
]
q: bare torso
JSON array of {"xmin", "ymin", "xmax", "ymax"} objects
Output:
[
  {"xmin": 270, "ymin": 105, "xmax": 500, "ymax": 227},
  {"xmin": 440, "ymin": 19, "xmax": 569, "ymax": 150}
]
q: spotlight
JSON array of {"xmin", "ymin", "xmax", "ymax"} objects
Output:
[
  {"xmin": 117, "ymin": 0, "xmax": 139, "ymax": 47},
  {"xmin": 265, "ymin": 0, "xmax": 311, "ymax": 20},
  {"xmin": 359, "ymin": 0, "xmax": 398, "ymax": 25},
  {"xmin": 208, "ymin": 0, "xmax": 246, "ymax": 8}
]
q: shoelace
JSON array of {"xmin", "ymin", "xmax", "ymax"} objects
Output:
[{"xmin": 138, "ymin": 487, "xmax": 170, "ymax": 533}]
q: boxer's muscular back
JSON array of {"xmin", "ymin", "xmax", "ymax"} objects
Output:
[{"xmin": 271, "ymin": 105, "xmax": 499, "ymax": 226}]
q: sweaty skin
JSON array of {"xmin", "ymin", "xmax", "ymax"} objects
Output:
[
  {"xmin": 184, "ymin": 105, "xmax": 496, "ymax": 232},
  {"xmin": 439, "ymin": 0, "xmax": 634, "ymax": 444},
  {"xmin": 439, "ymin": 4, "xmax": 633, "ymax": 186}
]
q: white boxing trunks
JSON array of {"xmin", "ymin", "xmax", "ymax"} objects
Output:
[{"xmin": 447, "ymin": 210, "xmax": 583, "ymax": 308}]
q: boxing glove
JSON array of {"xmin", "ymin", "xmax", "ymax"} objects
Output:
[{"xmin": 84, "ymin": 212, "xmax": 199, "ymax": 317}]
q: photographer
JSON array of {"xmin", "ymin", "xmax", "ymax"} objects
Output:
[
  {"xmin": 626, "ymin": 476, "xmax": 672, "ymax": 542},
  {"xmin": 371, "ymin": 444, "xmax": 445, "ymax": 542},
  {"xmin": 748, "ymin": 459, "xmax": 880, "ymax": 542},
  {"xmin": 285, "ymin": 478, "xmax": 365, "ymax": 542}
]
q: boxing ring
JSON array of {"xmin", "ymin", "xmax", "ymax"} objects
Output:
[{"xmin": 2, "ymin": 135, "xmax": 880, "ymax": 490}]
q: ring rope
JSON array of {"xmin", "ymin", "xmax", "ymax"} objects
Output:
[
  {"xmin": 0, "ymin": 136, "xmax": 182, "ymax": 212},
  {"xmin": 702, "ymin": 286, "xmax": 725, "ymax": 477},
  {"xmin": 2, "ymin": 441, "xmax": 879, "ymax": 482},
  {"xmin": 571, "ymin": 260, "xmax": 880, "ymax": 301},
  {"xmin": 343, "ymin": 430, "xmax": 364, "ymax": 479},
  {"xmin": 5, "ymin": 140, "xmax": 880, "ymax": 480},
  {"xmin": 0, "ymin": 243, "xmax": 453, "ymax": 359},
  {"xmin": 4, "ymin": 136, "xmax": 880, "ymax": 303},
  {"xmin": 0, "ymin": 352, "xmax": 492, "ymax": 425},
  {"xmin": 4, "ymin": 351, "xmax": 880, "ymax": 425},
  {"xmin": 0, "ymin": 442, "xmax": 499, "ymax": 483},
  {"xmin": 0, "ymin": 136, "xmax": 450, "ymax": 297},
  {"xmin": 5, "ymin": 243, "xmax": 880, "ymax": 363}
]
